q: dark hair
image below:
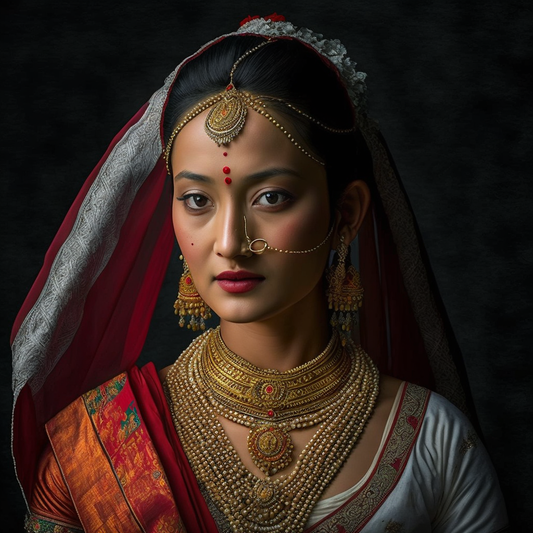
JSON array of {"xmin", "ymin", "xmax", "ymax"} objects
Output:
[{"xmin": 163, "ymin": 36, "xmax": 374, "ymax": 208}]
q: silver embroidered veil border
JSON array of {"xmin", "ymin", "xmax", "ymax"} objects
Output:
[{"xmin": 12, "ymin": 19, "xmax": 468, "ymax": 506}]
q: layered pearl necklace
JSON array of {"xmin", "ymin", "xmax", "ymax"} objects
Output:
[{"xmin": 166, "ymin": 327, "xmax": 379, "ymax": 533}]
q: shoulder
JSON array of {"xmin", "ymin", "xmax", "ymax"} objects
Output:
[
  {"xmin": 46, "ymin": 369, "xmax": 148, "ymax": 440},
  {"xmin": 389, "ymin": 382, "xmax": 481, "ymax": 461},
  {"xmin": 402, "ymin": 385, "xmax": 509, "ymax": 530},
  {"xmin": 375, "ymin": 381, "xmax": 510, "ymax": 531},
  {"xmin": 159, "ymin": 364, "xmax": 172, "ymax": 382},
  {"xmin": 419, "ymin": 388, "xmax": 478, "ymax": 450}
]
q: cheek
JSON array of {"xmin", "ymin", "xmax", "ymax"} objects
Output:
[
  {"xmin": 274, "ymin": 202, "xmax": 330, "ymax": 250},
  {"xmin": 172, "ymin": 208, "xmax": 201, "ymax": 261}
]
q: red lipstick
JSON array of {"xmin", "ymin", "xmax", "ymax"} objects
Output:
[{"xmin": 215, "ymin": 271, "xmax": 265, "ymax": 293}]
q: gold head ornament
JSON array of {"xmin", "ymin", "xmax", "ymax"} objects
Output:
[{"xmin": 163, "ymin": 39, "xmax": 357, "ymax": 173}]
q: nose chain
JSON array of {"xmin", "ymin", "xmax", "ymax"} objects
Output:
[{"xmin": 243, "ymin": 215, "xmax": 333, "ymax": 255}]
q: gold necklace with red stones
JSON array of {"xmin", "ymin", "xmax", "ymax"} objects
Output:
[
  {"xmin": 166, "ymin": 327, "xmax": 380, "ymax": 533},
  {"xmin": 203, "ymin": 328, "xmax": 351, "ymax": 475}
]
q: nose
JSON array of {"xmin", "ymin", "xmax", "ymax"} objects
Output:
[{"xmin": 213, "ymin": 208, "xmax": 252, "ymax": 259}]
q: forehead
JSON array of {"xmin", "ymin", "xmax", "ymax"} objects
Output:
[{"xmin": 170, "ymin": 108, "xmax": 325, "ymax": 179}]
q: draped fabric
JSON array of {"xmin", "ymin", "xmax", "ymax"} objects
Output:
[
  {"xmin": 27, "ymin": 372, "xmax": 507, "ymax": 532},
  {"xmin": 11, "ymin": 18, "xmax": 477, "ymax": 511},
  {"xmin": 27, "ymin": 365, "xmax": 219, "ymax": 532}
]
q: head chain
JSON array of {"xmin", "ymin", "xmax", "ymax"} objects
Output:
[{"xmin": 163, "ymin": 38, "xmax": 357, "ymax": 174}]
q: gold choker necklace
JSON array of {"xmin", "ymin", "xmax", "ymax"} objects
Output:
[
  {"xmin": 202, "ymin": 329, "xmax": 350, "ymax": 475},
  {"xmin": 166, "ymin": 328, "xmax": 380, "ymax": 533}
]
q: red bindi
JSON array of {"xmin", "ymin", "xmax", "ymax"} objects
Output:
[
  {"xmin": 223, "ymin": 166, "xmax": 231, "ymax": 174},
  {"xmin": 224, "ymin": 177, "xmax": 232, "ymax": 185},
  {"xmin": 223, "ymin": 152, "xmax": 228, "ymax": 157}
]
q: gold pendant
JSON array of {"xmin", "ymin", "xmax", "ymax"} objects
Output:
[
  {"xmin": 204, "ymin": 87, "xmax": 248, "ymax": 145},
  {"xmin": 251, "ymin": 479, "xmax": 286, "ymax": 524},
  {"xmin": 248, "ymin": 425, "xmax": 294, "ymax": 475},
  {"xmin": 250, "ymin": 380, "xmax": 287, "ymax": 408}
]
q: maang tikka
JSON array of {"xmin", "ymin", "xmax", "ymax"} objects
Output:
[
  {"xmin": 174, "ymin": 255, "xmax": 212, "ymax": 331},
  {"xmin": 326, "ymin": 235, "xmax": 364, "ymax": 345},
  {"xmin": 163, "ymin": 39, "xmax": 357, "ymax": 173}
]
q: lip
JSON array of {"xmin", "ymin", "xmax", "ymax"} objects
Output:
[
  {"xmin": 215, "ymin": 270, "xmax": 264, "ymax": 281},
  {"xmin": 215, "ymin": 270, "xmax": 265, "ymax": 293}
]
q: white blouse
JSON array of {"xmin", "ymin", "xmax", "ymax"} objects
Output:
[{"xmin": 306, "ymin": 382, "xmax": 508, "ymax": 532}]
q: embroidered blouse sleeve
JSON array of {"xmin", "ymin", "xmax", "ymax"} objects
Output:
[
  {"xmin": 26, "ymin": 443, "xmax": 83, "ymax": 531},
  {"xmin": 427, "ymin": 394, "xmax": 509, "ymax": 533}
]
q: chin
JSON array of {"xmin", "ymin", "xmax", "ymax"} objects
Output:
[{"xmin": 213, "ymin": 299, "xmax": 302, "ymax": 327}]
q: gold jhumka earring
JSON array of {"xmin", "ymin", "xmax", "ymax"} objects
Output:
[
  {"xmin": 326, "ymin": 235, "xmax": 364, "ymax": 345},
  {"xmin": 174, "ymin": 255, "xmax": 212, "ymax": 331}
]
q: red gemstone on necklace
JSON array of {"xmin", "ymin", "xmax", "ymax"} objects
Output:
[
  {"xmin": 226, "ymin": 84, "xmax": 233, "ymax": 91},
  {"xmin": 224, "ymin": 177, "xmax": 232, "ymax": 185},
  {"xmin": 268, "ymin": 410, "xmax": 274, "ymax": 417},
  {"xmin": 265, "ymin": 385, "xmax": 274, "ymax": 394},
  {"xmin": 223, "ymin": 166, "xmax": 230, "ymax": 174}
]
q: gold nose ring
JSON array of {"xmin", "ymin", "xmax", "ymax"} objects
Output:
[{"xmin": 243, "ymin": 215, "xmax": 333, "ymax": 255}]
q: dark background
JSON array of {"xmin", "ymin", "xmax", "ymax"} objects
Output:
[{"xmin": 1, "ymin": 0, "xmax": 531, "ymax": 529}]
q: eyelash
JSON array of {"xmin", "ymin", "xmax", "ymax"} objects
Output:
[
  {"xmin": 253, "ymin": 190, "xmax": 294, "ymax": 208},
  {"xmin": 176, "ymin": 193, "xmax": 211, "ymax": 210},
  {"xmin": 176, "ymin": 190, "xmax": 294, "ymax": 211}
]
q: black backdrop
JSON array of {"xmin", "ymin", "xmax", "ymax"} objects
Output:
[{"xmin": 1, "ymin": 0, "xmax": 531, "ymax": 529}]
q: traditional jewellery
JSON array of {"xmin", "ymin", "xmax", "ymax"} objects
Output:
[
  {"xmin": 326, "ymin": 235, "xmax": 364, "ymax": 345},
  {"xmin": 164, "ymin": 40, "xmax": 357, "ymax": 174},
  {"xmin": 243, "ymin": 215, "xmax": 333, "ymax": 255},
  {"xmin": 166, "ymin": 327, "xmax": 380, "ymax": 533},
  {"xmin": 203, "ymin": 328, "xmax": 348, "ymax": 475},
  {"xmin": 174, "ymin": 255, "xmax": 212, "ymax": 330}
]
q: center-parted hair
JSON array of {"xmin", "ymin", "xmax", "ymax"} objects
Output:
[{"xmin": 163, "ymin": 36, "xmax": 374, "ymax": 207}]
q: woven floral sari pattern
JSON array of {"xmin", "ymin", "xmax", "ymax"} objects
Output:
[{"xmin": 46, "ymin": 373, "xmax": 186, "ymax": 532}]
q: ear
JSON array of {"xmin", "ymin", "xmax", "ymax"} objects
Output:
[{"xmin": 332, "ymin": 180, "xmax": 371, "ymax": 248}]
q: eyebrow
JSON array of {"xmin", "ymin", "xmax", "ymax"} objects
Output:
[
  {"xmin": 174, "ymin": 170, "xmax": 211, "ymax": 183},
  {"xmin": 174, "ymin": 167, "xmax": 304, "ymax": 182}
]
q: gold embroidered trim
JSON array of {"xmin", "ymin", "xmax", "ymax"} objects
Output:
[
  {"xmin": 459, "ymin": 430, "xmax": 478, "ymax": 455},
  {"xmin": 307, "ymin": 383, "xmax": 430, "ymax": 532}
]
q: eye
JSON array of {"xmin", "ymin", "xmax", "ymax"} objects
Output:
[
  {"xmin": 176, "ymin": 193, "xmax": 212, "ymax": 210},
  {"xmin": 254, "ymin": 190, "xmax": 293, "ymax": 207}
]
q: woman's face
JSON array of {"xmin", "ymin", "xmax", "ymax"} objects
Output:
[{"xmin": 170, "ymin": 109, "xmax": 332, "ymax": 325}]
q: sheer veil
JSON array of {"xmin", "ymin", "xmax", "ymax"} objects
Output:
[{"xmin": 10, "ymin": 18, "xmax": 476, "ymax": 508}]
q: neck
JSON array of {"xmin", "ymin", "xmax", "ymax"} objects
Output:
[{"xmin": 219, "ymin": 283, "xmax": 331, "ymax": 372}]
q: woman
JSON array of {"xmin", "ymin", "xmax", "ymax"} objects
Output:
[{"xmin": 12, "ymin": 15, "xmax": 509, "ymax": 532}]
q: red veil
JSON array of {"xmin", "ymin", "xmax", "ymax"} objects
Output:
[{"xmin": 10, "ymin": 18, "xmax": 476, "ymax": 510}]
